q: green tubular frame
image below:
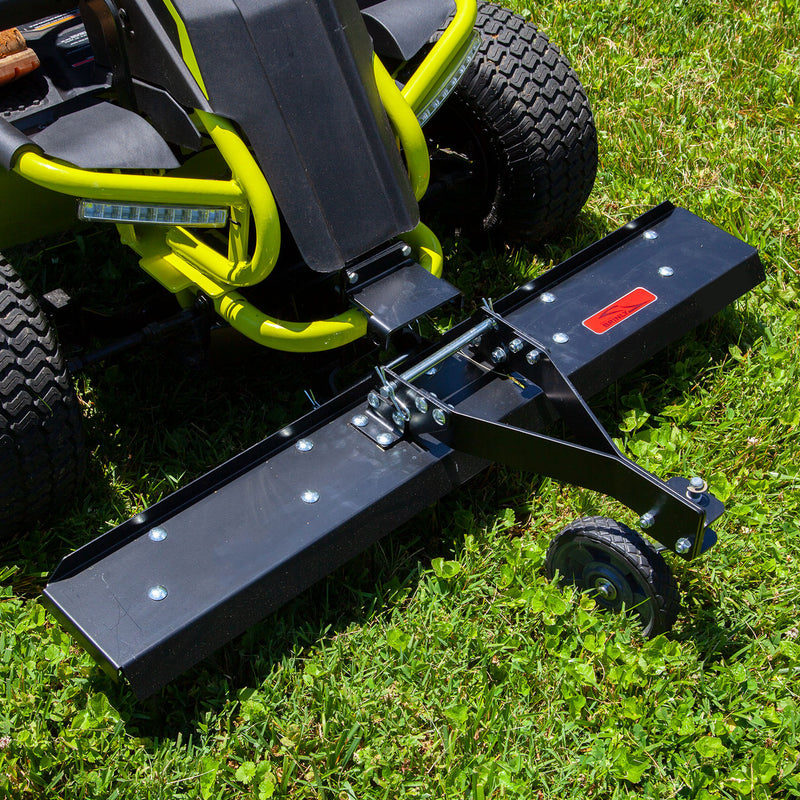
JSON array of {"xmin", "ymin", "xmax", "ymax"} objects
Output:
[
  {"xmin": 401, "ymin": 0, "xmax": 477, "ymax": 114},
  {"xmin": 10, "ymin": 0, "xmax": 476, "ymax": 352}
]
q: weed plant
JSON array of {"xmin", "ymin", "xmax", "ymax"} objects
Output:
[{"xmin": 1, "ymin": 0, "xmax": 799, "ymax": 797}]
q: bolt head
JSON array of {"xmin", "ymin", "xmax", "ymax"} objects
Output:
[
  {"xmin": 148, "ymin": 527, "xmax": 167, "ymax": 542},
  {"xmin": 658, "ymin": 265, "xmax": 674, "ymax": 277},
  {"xmin": 526, "ymin": 349, "xmax": 541, "ymax": 365},
  {"xmin": 643, "ymin": 229, "xmax": 659, "ymax": 240},
  {"xmin": 541, "ymin": 292, "xmax": 556, "ymax": 304},
  {"xmin": 471, "ymin": 335, "xmax": 482, "ymax": 348},
  {"xmin": 689, "ymin": 476, "xmax": 705, "ymax": 490},
  {"xmin": 301, "ymin": 489, "xmax": 320, "ymax": 504},
  {"xmin": 552, "ymin": 332, "xmax": 569, "ymax": 344},
  {"xmin": 376, "ymin": 432, "xmax": 394, "ymax": 446},
  {"xmin": 351, "ymin": 413, "xmax": 368, "ymax": 428},
  {"xmin": 432, "ymin": 408, "xmax": 447, "ymax": 426},
  {"xmin": 426, "ymin": 366, "xmax": 438, "ymax": 376},
  {"xmin": 675, "ymin": 537, "xmax": 693, "ymax": 554},
  {"xmin": 639, "ymin": 512, "xmax": 656, "ymax": 529},
  {"xmin": 508, "ymin": 338, "xmax": 524, "ymax": 353},
  {"xmin": 295, "ymin": 439, "xmax": 314, "ymax": 452},
  {"xmin": 367, "ymin": 391, "xmax": 381, "ymax": 409},
  {"xmin": 148, "ymin": 585, "xmax": 168, "ymax": 601},
  {"xmin": 401, "ymin": 244, "xmax": 413, "ymax": 258},
  {"xmin": 490, "ymin": 347, "xmax": 507, "ymax": 364},
  {"xmin": 346, "ymin": 270, "xmax": 358, "ymax": 285},
  {"xmin": 415, "ymin": 396, "xmax": 428, "ymax": 413},
  {"xmin": 392, "ymin": 411, "xmax": 405, "ymax": 427}
]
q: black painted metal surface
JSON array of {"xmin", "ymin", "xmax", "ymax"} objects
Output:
[
  {"xmin": 43, "ymin": 204, "xmax": 763, "ymax": 697},
  {"xmin": 350, "ymin": 262, "xmax": 461, "ymax": 337}
]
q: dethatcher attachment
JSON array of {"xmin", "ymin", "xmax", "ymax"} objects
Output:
[{"xmin": 44, "ymin": 203, "xmax": 763, "ymax": 697}]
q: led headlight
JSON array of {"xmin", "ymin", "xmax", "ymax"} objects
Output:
[
  {"xmin": 416, "ymin": 32, "xmax": 482, "ymax": 127},
  {"xmin": 78, "ymin": 201, "xmax": 229, "ymax": 228}
]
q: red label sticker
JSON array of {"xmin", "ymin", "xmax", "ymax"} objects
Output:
[{"xmin": 582, "ymin": 287, "xmax": 657, "ymax": 335}]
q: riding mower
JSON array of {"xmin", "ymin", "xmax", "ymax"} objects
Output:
[{"xmin": 0, "ymin": 0, "xmax": 763, "ymax": 698}]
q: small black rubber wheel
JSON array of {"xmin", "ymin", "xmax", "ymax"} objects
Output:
[
  {"xmin": 545, "ymin": 516, "xmax": 680, "ymax": 636},
  {"xmin": 424, "ymin": 1, "xmax": 597, "ymax": 242},
  {"xmin": 0, "ymin": 255, "xmax": 85, "ymax": 540}
]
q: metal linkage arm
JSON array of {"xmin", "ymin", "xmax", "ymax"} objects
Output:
[{"xmin": 380, "ymin": 312, "xmax": 722, "ymax": 560}]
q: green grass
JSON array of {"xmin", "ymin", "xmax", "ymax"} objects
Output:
[{"xmin": 2, "ymin": 0, "xmax": 799, "ymax": 797}]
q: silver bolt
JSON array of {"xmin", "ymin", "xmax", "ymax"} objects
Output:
[
  {"xmin": 541, "ymin": 292, "xmax": 556, "ymax": 304},
  {"xmin": 401, "ymin": 244, "xmax": 413, "ymax": 258},
  {"xmin": 675, "ymin": 537, "xmax": 693, "ymax": 554},
  {"xmin": 658, "ymin": 265, "xmax": 674, "ymax": 277},
  {"xmin": 367, "ymin": 391, "xmax": 381, "ymax": 409},
  {"xmin": 351, "ymin": 414, "xmax": 369, "ymax": 428},
  {"xmin": 415, "ymin": 396, "xmax": 428, "ymax": 413},
  {"xmin": 594, "ymin": 578, "xmax": 618, "ymax": 601},
  {"xmin": 490, "ymin": 347, "xmax": 507, "ymax": 364},
  {"xmin": 148, "ymin": 585, "xmax": 168, "ymax": 601},
  {"xmin": 686, "ymin": 476, "xmax": 708, "ymax": 500},
  {"xmin": 148, "ymin": 527, "xmax": 167, "ymax": 542},
  {"xmin": 526, "ymin": 350, "xmax": 541, "ymax": 365},
  {"xmin": 426, "ymin": 367, "xmax": 438, "ymax": 376},
  {"xmin": 376, "ymin": 432, "xmax": 394, "ymax": 446},
  {"xmin": 643, "ymin": 229, "xmax": 659, "ymax": 240},
  {"xmin": 346, "ymin": 270, "xmax": 358, "ymax": 285},
  {"xmin": 295, "ymin": 439, "xmax": 314, "ymax": 452},
  {"xmin": 471, "ymin": 335, "xmax": 482, "ymax": 348},
  {"xmin": 432, "ymin": 408, "xmax": 447, "ymax": 426},
  {"xmin": 392, "ymin": 411, "xmax": 405, "ymax": 427},
  {"xmin": 639, "ymin": 512, "xmax": 656, "ymax": 529},
  {"xmin": 301, "ymin": 490, "xmax": 320, "ymax": 504},
  {"xmin": 552, "ymin": 332, "xmax": 570, "ymax": 344},
  {"xmin": 508, "ymin": 338, "xmax": 524, "ymax": 353}
]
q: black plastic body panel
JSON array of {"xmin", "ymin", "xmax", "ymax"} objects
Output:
[
  {"xmin": 79, "ymin": 0, "xmax": 210, "ymax": 112},
  {"xmin": 145, "ymin": 0, "xmax": 419, "ymax": 272},
  {"xmin": 359, "ymin": 0, "xmax": 455, "ymax": 60},
  {"xmin": 30, "ymin": 100, "xmax": 179, "ymax": 168},
  {"xmin": 44, "ymin": 204, "xmax": 763, "ymax": 698}
]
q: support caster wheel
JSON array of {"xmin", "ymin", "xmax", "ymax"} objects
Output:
[{"xmin": 545, "ymin": 516, "xmax": 680, "ymax": 636}]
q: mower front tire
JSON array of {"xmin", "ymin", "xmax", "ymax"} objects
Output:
[
  {"xmin": 0, "ymin": 255, "xmax": 85, "ymax": 540},
  {"xmin": 426, "ymin": 2, "xmax": 598, "ymax": 242}
]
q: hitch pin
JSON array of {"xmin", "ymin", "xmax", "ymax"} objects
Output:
[
  {"xmin": 371, "ymin": 305, "xmax": 503, "ymax": 426},
  {"xmin": 399, "ymin": 315, "xmax": 498, "ymax": 384}
]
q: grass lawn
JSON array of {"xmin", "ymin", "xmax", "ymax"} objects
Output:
[{"xmin": 1, "ymin": 0, "xmax": 799, "ymax": 797}]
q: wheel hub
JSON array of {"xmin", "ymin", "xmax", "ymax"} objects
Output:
[
  {"xmin": 581, "ymin": 562, "xmax": 632, "ymax": 609},
  {"xmin": 593, "ymin": 578, "xmax": 617, "ymax": 601}
]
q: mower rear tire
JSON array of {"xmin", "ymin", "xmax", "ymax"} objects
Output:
[
  {"xmin": 0, "ymin": 255, "xmax": 85, "ymax": 540},
  {"xmin": 426, "ymin": 2, "xmax": 597, "ymax": 242}
]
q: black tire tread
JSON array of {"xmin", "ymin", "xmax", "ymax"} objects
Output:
[
  {"xmin": 545, "ymin": 516, "xmax": 680, "ymax": 636},
  {"xmin": 446, "ymin": 1, "xmax": 597, "ymax": 241},
  {"xmin": 0, "ymin": 256, "xmax": 85, "ymax": 539}
]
